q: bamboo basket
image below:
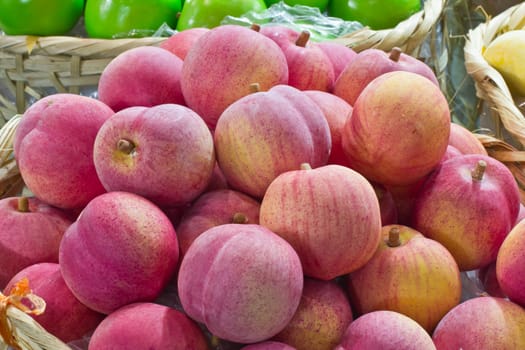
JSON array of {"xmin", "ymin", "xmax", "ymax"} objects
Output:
[
  {"xmin": 463, "ymin": 1, "xmax": 525, "ymax": 199},
  {"xmin": 0, "ymin": 1, "xmax": 446, "ymax": 348}
]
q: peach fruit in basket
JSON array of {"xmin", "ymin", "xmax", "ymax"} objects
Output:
[
  {"xmin": 345, "ymin": 225, "xmax": 461, "ymax": 333},
  {"xmin": 341, "ymin": 70, "xmax": 450, "ymax": 187},
  {"xmin": 412, "ymin": 154, "xmax": 520, "ymax": 271},
  {"xmin": 181, "ymin": 24, "xmax": 288, "ymax": 129},
  {"xmin": 259, "ymin": 26, "xmax": 335, "ymax": 92},
  {"xmin": 4, "ymin": 262, "xmax": 104, "ymax": 343},
  {"xmin": 240, "ymin": 341, "xmax": 295, "ymax": 350},
  {"xmin": 213, "ymin": 84, "xmax": 331, "ymax": 199},
  {"xmin": 88, "ymin": 302, "xmax": 209, "ymax": 349},
  {"xmin": 93, "ymin": 103, "xmax": 215, "ymax": 208},
  {"xmin": 97, "ymin": 46, "xmax": 185, "ymax": 112},
  {"xmin": 178, "ymin": 223, "xmax": 303, "ymax": 344},
  {"xmin": 272, "ymin": 277, "xmax": 353, "ymax": 350},
  {"xmin": 432, "ymin": 296, "xmax": 525, "ymax": 349},
  {"xmin": 335, "ymin": 310, "xmax": 436, "ymax": 350},
  {"xmin": 333, "ymin": 47, "xmax": 439, "ymax": 106},
  {"xmin": 59, "ymin": 191, "xmax": 179, "ymax": 315},
  {"xmin": 13, "ymin": 94, "xmax": 114, "ymax": 210},
  {"xmin": 0, "ymin": 196, "xmax": 73, "ymax": 289}
]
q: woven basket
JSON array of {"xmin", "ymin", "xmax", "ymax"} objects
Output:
[
  {"xmin": 464, "ymin": 1, "xmax": 525, "ymax": 198},
  {"xmin": 334, "ymin": 0, "xmax": 444, "ymax": 56},
  {"xmin": 0, "ymin": 36, "xmax": 165, "ymax": 123}
]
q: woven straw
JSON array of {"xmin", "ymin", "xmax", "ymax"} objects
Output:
[
  {"xmin": 464, "ymin": 2, "xmax": 525, "ymax": 195},
  {"xmin": 0, "ymin": 36, "xmax": 165, "ymax": 122},
  {"xmin": 333, "ymin": 0, "xmax": 445, "ymax": 56}
]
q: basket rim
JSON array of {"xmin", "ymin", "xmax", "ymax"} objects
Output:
[
  {"xmin": 464, "ymin": 2, "xmax": 525, "ymax": 148},
  {"xmin": 333, "ymin": 0, "xmax": 445, "ymax": 55}
]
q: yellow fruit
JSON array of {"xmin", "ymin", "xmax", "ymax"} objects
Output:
[{"xmin": 483, "ymin": 29, "xmax": 525, "ymax": 96}]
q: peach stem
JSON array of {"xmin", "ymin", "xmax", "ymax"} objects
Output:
[
  {"xmin": 232, "ymin": 212, "xmax": 248, "ymax": 224},
  {"xmin": 295, "ymin": 30, "xmax": 311, "ymax": 47},
  {"xmin": 250, "ymin": 23, "xmax": 261, "ymax": 32},
  {"xmin": 389, "ymin": 47, "xmax": 402, "ymax": 62},
  {"xmin": 117, "ymin": 139, "xmax": 135, "ymax": 154},
  {"xmin": 300, "ymin": 163, "xmax": 312, "ymax": 171},
  {"xmin": 17, "ymin": 197, "xmax": 29, "ymax": 213},
  {"xmin": 387, "ymin": 227, "xmax": 401, "ymax": 247},
  {"xmin": 471, "ymin": 160, "xmax": 487, "ymax": 181},
  {"xmin": 249, "ymin": 83, "xmax": 261, "ymax": 93}
]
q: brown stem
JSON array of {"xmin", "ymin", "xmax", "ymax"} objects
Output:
[
  {"xmin": 387, "ymin": 227, "xmax": 401, "ymax": 247},
  {"xmin": 389, "ymin": 47, "xmax": 402, "ymax": 62},
  {"xmin": 232, "ymin": 212, "xmax": 249, "ymax": 224},
  {"xmin": 471, "ymin": 160, "xmax": 487, "ymax": 181},
  {"xmin": 295, "ymin": 30, "xmax": 311, "ymax": 47},
  {"xmin": 249, "ymin": 83, "xmax": 261, "ymax": 93},
  {"xmin": 300, "ymin": 163, "xmax": 312, "ymax": 171},
  {"xmin": 250, "ymin": 23, "xmax": 261, "ymax": 32},
  {"xmin": 17, "ymin": 197, "xmax": 29, "ymax": 213},
  {"xmin": 117, "ymin": 139, "xmax": 135, "ymax": 154}
]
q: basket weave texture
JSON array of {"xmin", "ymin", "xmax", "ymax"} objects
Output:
[
  {"xmin": 463, "ymin": 2, "xmax": 525, "ymax": 196},
  {"xmin": 0, "ymin": 36, "xmax": 165, "ymax": 122}
]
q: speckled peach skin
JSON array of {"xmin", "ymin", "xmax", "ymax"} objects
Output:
[
  {"xmin": 13, "ymin": 93, "xmax": 113, "ymax": 210},
  {"xmin": 98, "ymin": 46, "xmax": 185, "ymax": 112},
  {"xmin": 178, "ymin": 223, "xmax": 303, "ymax": 344},
  {"xmin": 181, "ymin": 25, "xmax": 289, "ymax": 129},
  {"xmin": 59, "ymin": 191, "xmax": 179, "ymax": 314}
]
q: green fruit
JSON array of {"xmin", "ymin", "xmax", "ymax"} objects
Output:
[
  {"xmin": 264, "ymin": 0, "xmax": 330, "ymax": 12},
  {"xmin": 328, "ymin": 0, "xmax": 421, "ymax": 30},
  {"xmin": 84, "ymin": 0, "xmax": 181, "ymax": 39},
  {"xmin": 0, "ymin": 0, "xmax": 85, "ymax": 36},
  {"xmin": 176, "ymin": 0, "xmax": 267, "ymax": 31}
]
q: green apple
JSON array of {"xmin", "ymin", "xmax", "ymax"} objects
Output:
[
  {"xmin": 176, "ymin": 0, "xmax": 267, "ymax": 31},
  {"xmin": 328, "ymin": 0, "xmax": 421, "ymax": 30},
  {"xmin": 84, "ymin": 0, "xmax": 182, "ymax": 38},
  {"xmin": 0, "ymin": 0, "xmax": 84, "ymax": 36},
  {"xmin": 265, "ymin": 0, "xmax": 330, "ymax": 12}
]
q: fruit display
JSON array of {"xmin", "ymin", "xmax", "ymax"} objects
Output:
[{"xmin": 2, "ymin": 1, "xmax": 525, "ymax": 350}]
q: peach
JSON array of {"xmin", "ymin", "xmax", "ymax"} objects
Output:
[
  {"xmin": 181, "ymin": 24, "xmax": 288, "ymax": 129},
  {"xmin": 260, "ymin": 164, "xmax": 382, "ymax": 280},
  {"xmin": 333, "ymin": 47, "xmax": 439, "ymax": 106},
  {"xmin": 261, "ymin": 27, "xmax": 334, "ymax": 92},
  {"xmin": 432, "ymin": 296, "xmax": 525, "ymax": 349},
  {"xmin": 303, "ymin": 90, "xmax": 353, "ymax": 166},
  {"xmin": 178, "ymin": 223, "xmax": 303, "ymax": 344},
  {"xmin": 59, "ymin": 191, "xmax": 179, "ymax": 314},
  {"xmin": 98, "ymin": 46, "xmax": 185, "ymax": 111},
  {"xmin": 448, "ymin": 122, "xmax": 488, "ymax": 156},
  {"xmin": 412, "ymin": 154, "xmax": 520, "ymax": 271},
  {"xmin": 336, "ymin": 310, "xmax": 436, "ymax": 350},
  {"xmin": 88, "ymin": 302, "xmax": 209, "ymax": 349},
  {"xmin": 496, "ymin": 218, "xmax": 525, "ymax": 306},
  {"xmin": 346, "ymin": 225, "xmax": 461, "ymax": 333},
  {"xmin": 341, "ymin": 70, "xmax": 450, "ymax": 187},
  {"xmin": 93, "ymin": 104, "xmax": 215, "ymax": 207},
  {"xmin": 214, "ymin": 84, "xmax": 331, "ymax": 199},
  {"xmin": 13, "ymin": 93, "xmax": 113, "ymax": 209},
  {"xmin": 4, "ymin": 263, "xmax": 104, "ymax": 342},
  {"xmin": 272, "ymin": 277, "xmax": 353, "ymax": 350},
  {"xmin": 0, "ymin": 196, "xmax": 73, "ymax": 288},
  {"xmin": 315, "ymin": 41, "xmax": 357, "ymax": 81},
  {"xmin": 160, "ymin": 27, "xmax": 210, "ymax": 60},
  {"xmin": 176, "ymin": 189, "xmax": 261, "ymax": 258}
]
